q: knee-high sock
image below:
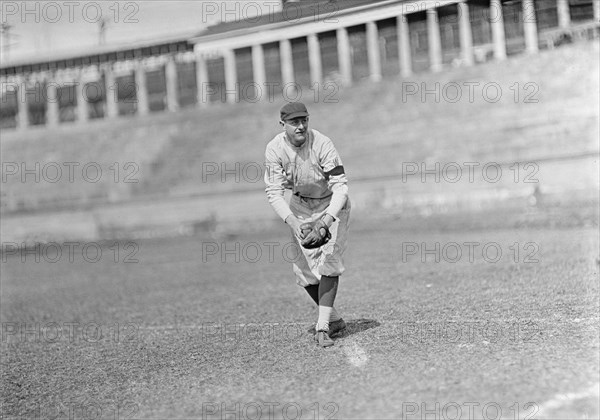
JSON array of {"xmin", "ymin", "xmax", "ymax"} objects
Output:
[
  {"xmin": 305, "ymin": 283, "xmax": 341, "ymax": 321},
  {"xmin": 317, "ymin": 275, "xmax": 339, "ymax": 330}
]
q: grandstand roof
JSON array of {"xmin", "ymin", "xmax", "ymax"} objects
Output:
[
  {"xmin": 199, "ymin": 0, "xmax": 396, "ymax": 38},
  {"xmin": 1, "ymin": 0, "xmax": 396, "ymax": 75},
  {"xmin": 0, "ymin": 30, "xmax": 200, "ymax": 74},
  {"xmin": 189, "ymin": 0, "xmax": 427, "ymax": 50}
]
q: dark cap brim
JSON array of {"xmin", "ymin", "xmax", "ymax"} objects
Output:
[{"xmin": 282, "ymin": 111, "xmax": 309, "ymax": 120}]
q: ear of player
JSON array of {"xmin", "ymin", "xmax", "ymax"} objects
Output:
[{"xmin": 299, "ymin": 219, "xmax": 331, "ymax": 249}]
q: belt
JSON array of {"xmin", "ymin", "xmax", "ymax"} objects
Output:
[{"xmin": 293, "ymin": 192, "xmax": 333, "ymax": 200}]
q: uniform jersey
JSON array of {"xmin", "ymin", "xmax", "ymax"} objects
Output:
[
  {"xmin": 264, "ymin": 128, "xmax": 349, "ymax": 222},
  {"xmin": 264, "ymin": 128, "xmax": 350, "ymax": 286}
]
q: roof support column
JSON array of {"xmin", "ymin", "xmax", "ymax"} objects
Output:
[
  {"xmin": 195, "ymin": 54, "xmax": 209, "ymax": 107},
  {"xmin": 458, "ymin": 1, "xmax": 475, "ymax": 66},
  {"xmin": 104, "ymin": 65, "xmax": 119, "ymax": 118},
  {"xmin": 337, "ymin": 27, "xmax": 352, "ymax": 86},
  {"xmin": 523, "ymin": 0, "xmax": 539, "ymax": 54},
  {"xmin": 252, "ymin": 44, "xmax": 267, "ymax": 101},
  {"xmin": 76, "ymin": 74, "xmax": 89, "ymax": 123},
  {"xmin": 366, "ymin": 21, "xmax": 383, "ymax": 82},
  {"xmin": 307, "ymin": 33, "xmax": 322, "ymax": 86},
  {"xmin": 490, "ymin": 0, "xmax": 507, "ymax": 60},
  {"xmin": 135, "ymin": 61, "xmax": 149, "ymax": 116},
  {"xmin": 223, "ymin": 49, "xmax": 238, "ymax": 104},
  {"xmin": 165, "ymin": 57, "xmax": 180, "ymax": 111},
  {"xmin": 397, "ymin": 14, "xmax": 412, "ymax": 77},
  {"xmin": 46, "ymin": 78, "xmax": 60, "ymax": 127},
  {"xmin": 280, "ymin": 38, "xmax": 295, "ymax": 91},
  {"xmin": 557, "ymin": 0, "xmax": 571, "ymax": 28},
  {"xmin": 16, "ymin": 76, "xmax": 29, "ymax": 130},
  {"xmin": 427, "ymin": 8, "xmax": 443, "ymax": 72}
]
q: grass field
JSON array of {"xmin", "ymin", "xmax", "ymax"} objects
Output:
[
  {"xmin": 1, "ymin": 33, "xmax": 598, "ymax": 420},
  {"xmin": 2, "ymin": 208, "xmax": 598, "ymax": 419}
]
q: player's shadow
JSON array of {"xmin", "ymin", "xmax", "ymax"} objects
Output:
[{"xmin": 336, "ymin": 318, "xmax": 380, "ymax": 337}]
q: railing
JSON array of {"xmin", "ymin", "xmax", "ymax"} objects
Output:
[{"xmin": 539, "ymin": 20, "xmax": 600, "ymax": 49}]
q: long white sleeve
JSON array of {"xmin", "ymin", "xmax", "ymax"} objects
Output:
[
  {"xmin": 264, "ymin": 147, "xmax": 294, "ymax": 222},
  {"xmin": 263, "ymin": 130, "xmax": 349, "ymax": 222},
  {"xmin": 319, "ymin": 138, "xmax": 348, "ymax": 218},
  {"xmin": 325, "ymin": 175, "xmax": 348, "ymax": 218}
]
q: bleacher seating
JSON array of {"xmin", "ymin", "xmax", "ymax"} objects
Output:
[{"xmin": 1, "ymin": 40, "xmax": 598, "ymax": 214}]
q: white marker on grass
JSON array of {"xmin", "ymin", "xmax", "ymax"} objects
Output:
[{"xmin": 343, "ymin": 342, "xmax": 368, "ymax": 368}]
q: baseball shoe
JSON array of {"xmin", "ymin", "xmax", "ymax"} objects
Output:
[
  {"xmin": 329, "ymin": 319, "xmax": 347, "ymax": 336},
  {"xmin": 315, "ymin": 330, "xmax": 334, "ymax": 347},
  {"xmin": 307, "ymin": 318, "xmax": 347, "ymax": 337}
]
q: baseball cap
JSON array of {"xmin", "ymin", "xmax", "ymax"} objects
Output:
[{"xmin": 280, "ymin": 102, "xmax": 309, "ymax": 121}]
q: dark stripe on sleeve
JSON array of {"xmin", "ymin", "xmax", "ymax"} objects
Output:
[{"xmin": 324, "ymin": 165, "xmax": 345, "ymax": 180}]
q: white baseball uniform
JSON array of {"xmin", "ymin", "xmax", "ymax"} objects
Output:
[{"xmin": 264, "ymin": 128, "xmax": 350, "ymax": 287}]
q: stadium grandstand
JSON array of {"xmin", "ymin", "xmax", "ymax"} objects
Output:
[
  {"xmin": 0, "ymin": 0, "xmax": 598, "ymax": 243},
  {"xmin": 1, "ymin": 0, "xmax": 598, "ymax": 130}
]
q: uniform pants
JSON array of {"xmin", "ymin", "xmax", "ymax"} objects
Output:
[{"xmin": 288, "ymin": 194, "xmax": 351, "ymax": 287}]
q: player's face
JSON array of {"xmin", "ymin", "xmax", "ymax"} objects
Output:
[{"xmin": 283, "ymin": 117, "xmax": 309, "ymax": 147}]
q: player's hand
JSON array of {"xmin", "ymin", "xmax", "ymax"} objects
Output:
[
  {"xmin": 300, "ymin": 219, "xmax": 331, "ymax": 249},
  {"xmin": 285, "ymin": 215, "xmax": 305, "ymax": 239}
]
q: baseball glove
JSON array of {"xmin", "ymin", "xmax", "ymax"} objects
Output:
[{"xmin": 299, "ymin": 219, "xmax": 331, "ymax": 249}]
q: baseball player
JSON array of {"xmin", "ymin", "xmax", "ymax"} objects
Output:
[{"xmin": 264, "ymin": 102, "xmax": 351, "ymax": 348}]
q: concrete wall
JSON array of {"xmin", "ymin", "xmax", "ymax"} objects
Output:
[{"xmin": 2, "ymin": 153, "xmax": 597, "ymax": 246}]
